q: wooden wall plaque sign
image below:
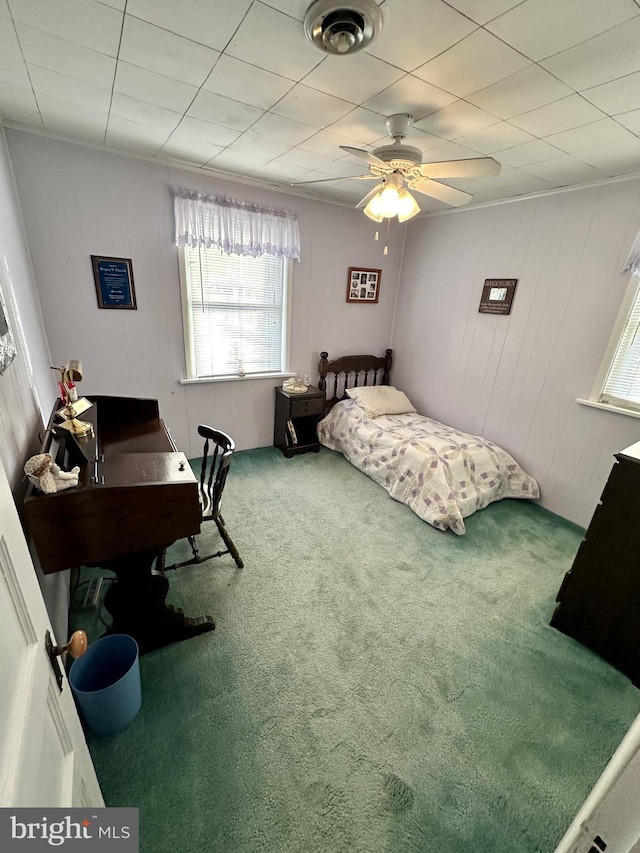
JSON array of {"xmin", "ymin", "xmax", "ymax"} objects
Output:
[{"xmin": 478, "ymin": 279, "xmax": 517, "ymax": 315}]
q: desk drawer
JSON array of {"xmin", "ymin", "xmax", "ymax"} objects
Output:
[{"xmin": 290, "ymin": 396, "xmax": 324, "ymax": 417}]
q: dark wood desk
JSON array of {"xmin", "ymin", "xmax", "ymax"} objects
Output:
[{"xmin": 24, "ymin": 396, "xmax": 214, "ymax": 654}]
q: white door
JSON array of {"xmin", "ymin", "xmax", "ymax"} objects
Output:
[{"xmin": 0, "ymin": 452, "xmax": 103, "ymax": 807}]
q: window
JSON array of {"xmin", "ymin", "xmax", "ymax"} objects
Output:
[
  {"xmin": 180, "ymin": 245, "xmax": 290, "ymax": 380},
  {"xmin": 587, "ymin": 271, "xmax": 640, "ymax": 415}
]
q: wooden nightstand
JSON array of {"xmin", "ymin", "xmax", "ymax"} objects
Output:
[{"xmin": 274, "ymin": 385, "xmax": 325, "ymax": 458}]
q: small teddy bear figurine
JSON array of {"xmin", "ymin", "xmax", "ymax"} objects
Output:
[{"xmin": 24, "ymin": 453, "xmax": 80, "ymax": 494}]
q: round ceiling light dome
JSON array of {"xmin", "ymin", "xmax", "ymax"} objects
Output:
[{"xmin": 304, "ymin": 0, "xmax": 383, "ymax": 56}]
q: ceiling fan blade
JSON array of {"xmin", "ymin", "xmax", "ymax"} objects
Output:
[
  {"xmin": 291, "ymin": 174, "xmax": 377, "ymax": 186},
  {"xmin": 356, "ymin": 182, "xmax": 384, "ymax": 209},
  {"xmin": 339, "ymin": 145, "xmax": 390, "ymax": 171},
  {"xmin": 409, "ymin": 177, "xmax": 473, "ymax": 207},
  {"xmin": 416, "ymin": 157, "xmax": 501, "ymax": 179}
]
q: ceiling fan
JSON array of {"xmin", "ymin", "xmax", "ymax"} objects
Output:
[{"xmin": 294, "ymin": 114, "xmax": 501, "ymax": 220}]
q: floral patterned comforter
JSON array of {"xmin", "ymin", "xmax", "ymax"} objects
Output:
[{"xmin": 317, "ymin": 399, "xmax": 540, "ymax": 534}]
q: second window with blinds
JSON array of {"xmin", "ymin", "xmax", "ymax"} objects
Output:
[
  {"xmin": 588, "ymin": 270, "xmax": 640, "ymax": 415},
  {"xmin": 180, "ymin": 245, "xmax": 291, "ymax": 380}
]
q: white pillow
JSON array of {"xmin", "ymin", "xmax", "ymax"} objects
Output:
[{"xmin": 346, "ymin": 385, "xmax": 416, "ymax": 417}]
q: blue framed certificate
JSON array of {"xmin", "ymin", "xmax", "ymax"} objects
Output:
[{"xmin": 92, "ymin": 255, "xmax": 137, "ymax": 309}]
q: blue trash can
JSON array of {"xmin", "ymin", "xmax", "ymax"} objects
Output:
[{"xmin": 69, "ymin": 634, "xmax": 141, "ymax": 736}]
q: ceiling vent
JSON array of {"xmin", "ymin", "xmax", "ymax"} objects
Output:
[{"xmin": 304, "ymin": 0, "xmax": 383, "ymax": 56}]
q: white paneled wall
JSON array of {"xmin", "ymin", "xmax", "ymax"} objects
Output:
[
  {"xmin": 7, "ymin": 131, "xmax": 402, "ymax": 458},
  {"xmin": 0, "ymin": 127, "xmax": 51, "ymax": 487},
  {"xmin": 394, "ymin": 178, "xmax": 640, "ymax": 528}
]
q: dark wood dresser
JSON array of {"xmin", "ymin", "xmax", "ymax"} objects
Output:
[{"xmin": 550, "ymin": 441, "xmax": 640, "ymax": 685}]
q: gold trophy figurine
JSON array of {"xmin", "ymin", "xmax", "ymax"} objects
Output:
[{"xmin": 51, "ymin": 360, "xmax": 94, "ymax": 439}]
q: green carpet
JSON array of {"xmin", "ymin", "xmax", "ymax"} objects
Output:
[{"xmin": 71, "ymin": 447, "xmax": 640, "ymax": 852}]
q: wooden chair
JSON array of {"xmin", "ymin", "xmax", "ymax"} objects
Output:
[{"xmin": 166, "ymin": 425, "xmax": 244, "ymax": 571}]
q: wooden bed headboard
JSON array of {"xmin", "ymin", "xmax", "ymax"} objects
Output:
[{"xmin": 318, "ymin": 349, "xmax": 393, "ymax": 410}]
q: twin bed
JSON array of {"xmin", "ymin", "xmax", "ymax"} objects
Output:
[{"xmin": 316, "ymin": 349, "xmax": 539, "ymax": 535}]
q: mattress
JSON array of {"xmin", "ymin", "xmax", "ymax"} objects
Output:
[{"xmin": 317, "ymin": 399, "xmax": 540, "ymax": 534}]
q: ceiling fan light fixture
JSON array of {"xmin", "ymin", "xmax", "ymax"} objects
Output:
[
  {"xmin": 378, "ymin": 183, "xmax": 400, "ymax": 217},
  {"xmin": 363, "ymin": 193, "xmax": 384, "ymax": 222},
  {"xmin": 397, "ymin": 189, "xmax": 420, "ymax": 222},
  {"xmin": 327, "ymin": 27, "xmax": 357, "ymax": 53},
  {"xmin": 304, "ymin": 0, "xmax": 383, "ymax": 56}
]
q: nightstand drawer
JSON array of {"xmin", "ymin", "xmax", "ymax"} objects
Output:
[{"xmin": 290, "ymin": 396, "xmax": 324, "ymax": 417}]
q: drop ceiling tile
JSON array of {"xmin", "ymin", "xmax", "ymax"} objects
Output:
[
  {"xmin": 0, "ymin": 104, "xmax": 42, "ymax": 127},
  {"xmin": 443, "ymin": 0, "xmax": 525, "ymax": 25},
  {"xmin": 100, "ymin": 0, "xmax": 126, "ymax": 8},
  {"xmin": 485, "ymin": 169, "xmax": 555, "ymax": 194},
  {"xmin": 259, "ymin": 1, "xmax": 309, "ymax": 22},
  {"xmin": 614, "ymin": 109, "xmax": 640, "ymax": 134},
  {"xmin": 16, "ymin": 25, "xmax": 116, "ymax": 88},
  {"xmin": 110, "ymin": 94, "xmax": 182, "ymax": 134},
  {"xmin": 367, "ymin": 0, "xmax": 477, "ymax": 71},
  {"xmin": 522, "ymin": 155, "xmax": 607, "ymax": 184},
  {"xmin": 467, "ymin": 65, "xmax": 572, "ymax": 119},
  {"xmin": 314, "ymin": 159, "xmax": 373, "ymax": 179},
  {"xmin": 582, "ymin": 72, "xmax": 640, "ymax": 115},
  {"xmin": 545, "ymin": 119, "xmax": 636, "ymax": 154},
  {"xmin": 303, "ymin": 52, "xmax": 404, "ymax": 104},
  {"xmin": 486, "ymin": 0, "xmax": 639, "ymax": 61},
  {"xmin": 106, "ymin": 115, "xmax": 172, "ymax": 146},
  {"xmin": 0, "ymin": 0, "xmax": 10, "ymax": 16},
  {"xmin": 258, "ymin": 161, "xmax": 307, "ymax": 180},
  {"xmin": 29, "ymin": 65, "xmax": 111, "ymax": 111},
  {"xmin": 510, "ymin": 95, "xmax": 606, "ymax": 137},
  {"xmin": 328, "ymin": 107, "xmax": 391, "ymax": 145},
  {"xmin": 414, "ymin": 29, "xmax": 531, "ymax": 99},
  {"xmin": 41, "ymin": 112, "xmax": 106, "ymax": 144},
  {"xmin": 114, "ymin": 63, "xmax": 197, "ymax": 114},
  {"xmin": 297, "ymin": 129, "xmax": 366, "ymax": 157},
  {"xmin": 35, "ymin": 93, "xmax": 107, "ymax": 123},
  {"xmin": 250, "ymin": 112, "xmax": 317, "ymax": 145},
  {"xmin": 541, "ymin": 17, "xmax": 640, "ymax": 92},
  {"xmin": 205, "ymin": 149, "xmax": 268, "ymax": 175},
  {"xmin": 415, "ymin": 140, "xmax": 481, "ymax": 163},
  {"xmin": 272, "ymin": 149, "xmax": 337, "ymax": 171},
  {"xmin": 0, "ymin": 54, "xmax": 29, "ymax": 87},
  {"xmin": 400, "ymin": 128, "xmax": 449, "ymax": 153},
  {"xmin": 0, "ymin": 83, "xmax": 41, "ymax": 115},
  {"xmin": 226, "ymin": 3, "xmax": 322, "ymax": 80},
  {"xmin": 577, "ymin": 139, "xmax": 640, "ymax": 173},
  {"xmin": 169, "ymin": 117, "xmax": 241, "ymax": 147},
  {"xmin": 119, "ymin": 16, "xmax": 219, "ymax": 87},
  {"xmin": 364, "ymin": 75, "xmax": 457, "ymax": 120},
  {"xmin": 271, "ymin": 84, "xmax": 354, "ymax": 126},
  {"xmin": 158, "ymin": 140, "xmax": 225, "ymax": 167},
  {"xmin": 437, "ymin": 177, "xmax": 513, "ymax": 202},
  {"xmin": 455, "ymin": 122, "xmax": 534, "ymax": 154},
  {"xmin": 8, "ymin": 0, "xmax": 122, "ymax": 57},
  {"xmin": 127, "ymin": 0, "xmax": 252, "ymax": 52},
  {"xmin": 104, "ymin": 131, "xmax": 163, "ymax": 156},
  {"xmin": 0, "ymin": 20, "xmax": 21, "ymax": 57},
  {"xmin": 202, "ymin": 55, "xmax": 293, "ymax": 111},
  {"xmin": 187, "ymin": 90, "xmax": 262, "ymax": 132},
  {"xmin": 229, "ymin": 131, "xmax": 291, "ymax": 160},
  {"xmin": 414, "ymin": 101, "xmax": 500, "ymax": 140},
  {"xmin": 497, "ymin": 139, "xmax": 563, "ymax": 167}
]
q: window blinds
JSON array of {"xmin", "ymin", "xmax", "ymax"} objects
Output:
[
  {"xmin": 601, "ymin": 281, "xmax": 640, "ymax": 407},
  {"xmin": 185, "ymin": 246, "xmax": 286, "ymax": 378}
]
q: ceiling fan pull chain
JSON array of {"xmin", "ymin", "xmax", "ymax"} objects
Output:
[{"xmin": 383, "ymin": 218, "xmax": 390, "ymax": 256}]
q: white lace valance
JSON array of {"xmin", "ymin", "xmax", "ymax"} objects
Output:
[
  {"xmin": 625, "ymin": 230, "xmax": 640, "ymax": 275},
  {"xmin": 173, "ymin": 188, "xmax": 300, "ymax": 260}
]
